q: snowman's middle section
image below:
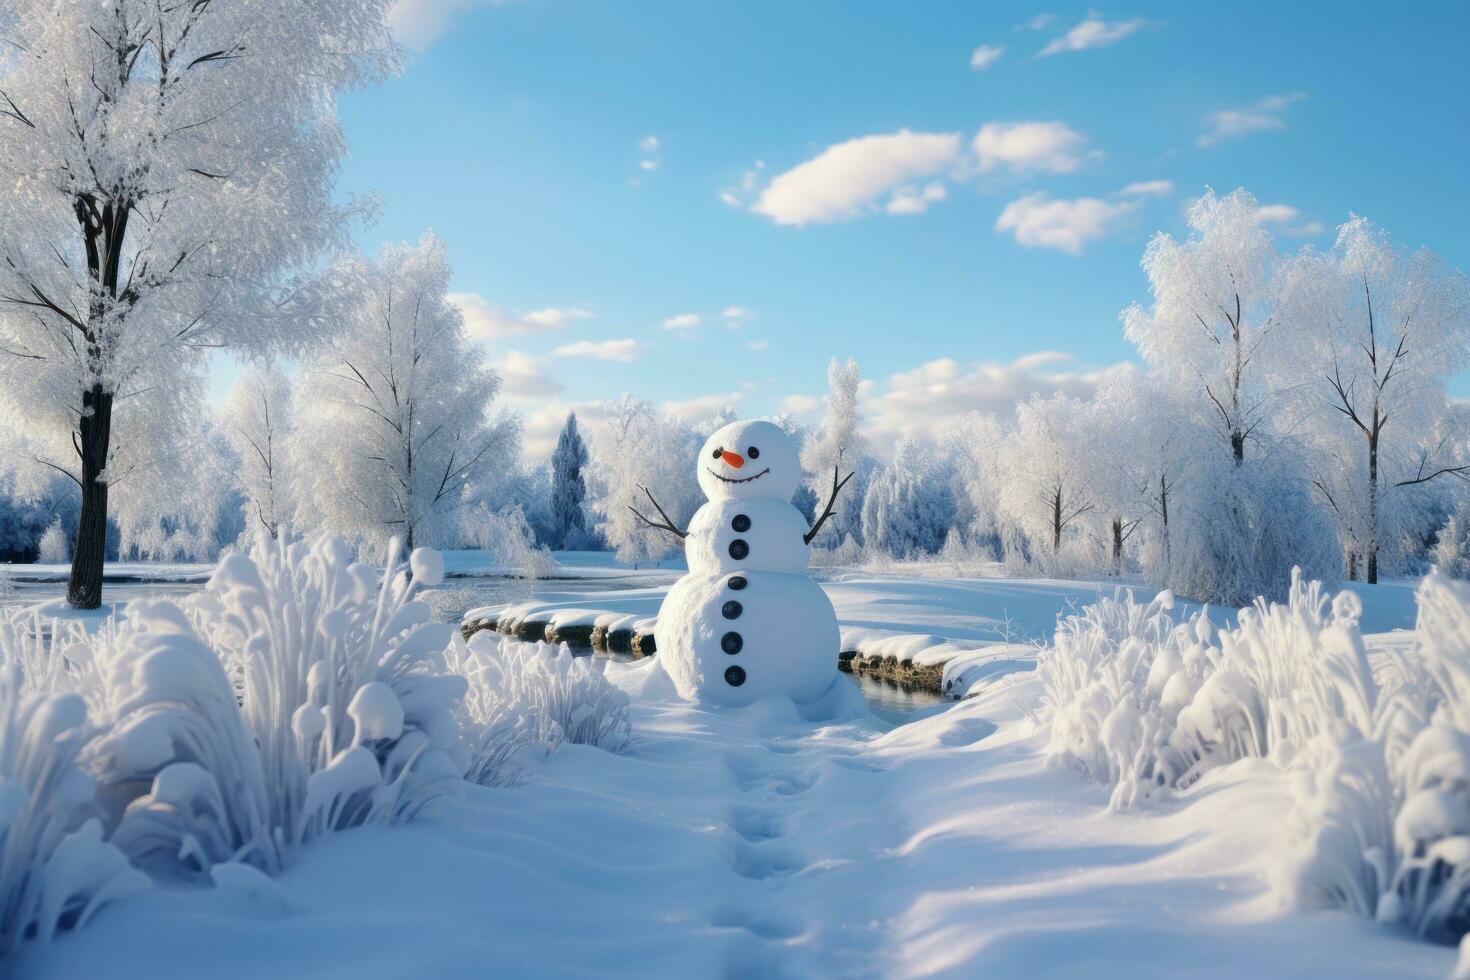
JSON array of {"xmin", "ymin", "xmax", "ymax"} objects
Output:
[
  {"xmin": 685, "ymin": 497, "xmax": 812, "ymax": 575},
  {"xmin": 655, "ymin": 497, "xmax": 839, "ymax": 705}
]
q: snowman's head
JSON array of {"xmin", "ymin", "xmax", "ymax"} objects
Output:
[{"xmin": 698, "ymin": 419, "xmax": 801, "ymax": 502}]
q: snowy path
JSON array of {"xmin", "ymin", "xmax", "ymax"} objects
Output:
[{"xmin": 26, "ymin": 654, "xmax": 1451, "ymax": 979}]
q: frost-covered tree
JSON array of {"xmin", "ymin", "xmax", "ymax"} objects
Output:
[
  {"xmin": 1085, "ymin": 372, "xmax": 1196, "ymax": 580},
  {"xmin": 548, "ymin": 412, "xmax": 589, "ymax": 550},
  {"xmin": 1434, "ymin": 504, "xmax": 1470, "ymax": 579},
  {"xmin": 587, "ymin": 396, "xmax": 700, "ymax": 564},
  {"xmin": 860, "ymin": 436, "xmax": 956, "ymax": 558},
  {"xmin": 1124, "ymin": 189, "xmax": 1284, "ymax": 466},
  {"xmin": 222, "ymin": 365, "xmax": 295, "ymax": 542},
  {"xmin": 994, "ymin": 393, "xmax": 1097, "ymax": 567},
  {"xmin": 36, "ymin": 518, "xmax": 68, "ymax": 564},
  {"xmin": 1282, "ymin": 216, "xmax": 1470, "ymax": 582},
  {"xmin": 293, "ymin": 235, "xmax": 517, "ymax": 552},
  {"xmin": 0, "ymin": 0, "xmax": 395, "ymax": 606},
  {"xmin": 801, "ymin": 357, "xmax": 871, "ymax": 545}
]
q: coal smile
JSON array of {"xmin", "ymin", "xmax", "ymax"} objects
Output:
[{"xmin": 705, "ymin": 466, "xmax": 771, "ymax": 484}]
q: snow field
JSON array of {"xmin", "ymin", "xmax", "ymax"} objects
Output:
[{"xmin": 21, "ymin": 641, "xmax": 1456, "ymax": 978}]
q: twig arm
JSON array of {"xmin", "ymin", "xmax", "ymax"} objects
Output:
[
  {"xmin": 804, "ymin": 465, "xmax": 854, "ymax": 545},
  {"xmin": 629, "ymin": 484, "xmax": 688, "ymax": 539}
]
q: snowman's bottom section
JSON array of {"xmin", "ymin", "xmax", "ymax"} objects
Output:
[{"xmin": 654, "ymin": 570, "xmax": 839, "ymax": 707}]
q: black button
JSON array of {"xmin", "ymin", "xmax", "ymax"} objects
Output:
[
  {"xmin": 727, "ymin": 575, "xmax": 747, "ymax": 590},
  {"xmin": 728, "ymin": 539, "xmax": 749, "ymax": 560},
  {"xmin": 732, "ymin": 514, "xmax": 751, "ymax": 532},
  {"xmin": 725, "ymin": 665, "xmax": 746, "ymax": 687},
  {"xmin": 722, "ymin": 600, "xmax": 742, "ymax": 620},
  {"xmin": 721, "ymin": 631, "xmax": 743, "ymax": 654}
]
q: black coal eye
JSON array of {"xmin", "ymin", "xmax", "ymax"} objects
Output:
[
  {"xmin": 712, "ymin": 447, "xmax": 722, "ymax": 459},
  {"xmin": 747, "ymin": 446, "xmax": 760, "ymax": 459}
]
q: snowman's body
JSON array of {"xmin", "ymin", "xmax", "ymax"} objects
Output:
[{"xmin": 654, "ymin": 421, "xmax": 838, "ymax": 706}]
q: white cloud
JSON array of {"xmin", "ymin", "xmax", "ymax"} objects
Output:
[
  {"xmin": 662, "ymin": 313, "xmax": 701, "ymax": 331},
  {"xmin": 494, "ymin": 350, "xmax": 562, "ymax": 400},
  {"xmin": 970, "ymin": 44, "xmax": 1005, "ymax": 71},
  {"xmin": 973, "ymin": 121, "xmax": 1092, "ymax": 175},
  {"xmin": 1118, "ymin": 179, "xmax": 1173, "ymax": 198},
  {"xmin": 449, "ymin": 293, "xmax": 593, "ymax": 341},
  {"xmin": 1257, "ymin": 203, "xmax": 1326, "ymax": 237},
  {"xmin": 720, "ymin": 160, "xmax": 767, "ymax": 209},
  {"xmin": 750, "ymin": 129, "xmax": 963, "ymax": 226},
  {"xmin": 663, "ymin": 393, "xmax": 743, "ymax": 425},
  {"xmin": 1018, "ymin": 13, "xmax": 1058, "ymax": 31},
  {"xmin": 721, "ymin": 306, "xmax": 755, "ymax": 325},
  {"xmin": 781, "ymin": 394, "xmax": 820, "ymax": 416},
  {"xmin": 748, "ymin": 339, "xmax": 769, "ymax": 352},
  {"xmin": 1198, "ymin": 92, "xmax": 1306, "ymax": 147},
  {"xmin": 552, "ymin": 338, "xmax": 639, "ymax": 362},
  {"xmin": 865, "ymin": 354, "xmax": 1136, "ymax": 447},
  {"xmin": 388, "ymin": 0, "xmax": 506, "ymax": 50},
  {"xmin": 886, "ymin": 181, "xmax": 948, "ymax": 216},
  {"xmin": 636, "ymin": 134, "xmax": 661, "ymax": 174},
  {"xmin": 1039, "ymin": 15, "xmax": 1145, "ymax": 56},
  {"xmin": 994, "ymin": 192, "xmax": 1136, "ymax": 254}
]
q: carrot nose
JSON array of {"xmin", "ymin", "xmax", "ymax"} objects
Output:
[{"xmin": 720, "ymin": 450, "xmax": 745, "ymax": 468}]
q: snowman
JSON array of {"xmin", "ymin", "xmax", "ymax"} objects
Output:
[{"xmin": 631, "ymin": 419, "xmax": 853, "ymax": 706}]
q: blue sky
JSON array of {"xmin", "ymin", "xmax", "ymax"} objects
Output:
[{"xmin": 214, "ymin": 1, "xmax": 1470, "ymax": 456}]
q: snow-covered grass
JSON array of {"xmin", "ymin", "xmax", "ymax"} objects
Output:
[
  {"xmin": 0, "ymin": 666, "xmax": 148, "ymax": 955},
  {"xmin": 446, "ymin": 633, "xmax": 631, "ymax": 785},
  {"xmin": 1041, "ymin": 566, "xmax": 1470, "ymax": 950}
]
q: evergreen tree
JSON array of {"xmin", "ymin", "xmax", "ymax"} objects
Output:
[{"xmin": 550, "ymin": 412, "xmax": 590, "ymax": 550}]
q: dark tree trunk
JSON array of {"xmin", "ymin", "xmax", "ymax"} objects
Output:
[
  {"xmin": 66, "ymin": 384, "xmax": 114, "ymax": 609},
  {"xmin": 1346, "ymin": 550, "xmax": 1358, "ymax": 581},
  {"xmin": 1230, "ymin": 429, "xmax": 1245, "ymax": 465},
  {"xmin": 1159, "ymin": 473, "xmax": 1171, "ymax": 571},
  {"xmin": 65, "ymin": 195, "xmax": 130, "ymax": 609},
  {"xmin": 1051, "ymin": 488, "xmax": 1062, "ymax": 554},
  {"xmin": 1366, "ymin": 429, "xmax": 1380, "ymax": 584},
  {"xmin": 1111, "ymin": 518, "xmax": 1124, "ymax": 577}
]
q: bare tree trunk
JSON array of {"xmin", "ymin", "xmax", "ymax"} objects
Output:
[
  {"xmin": 66, "ymin": 384, "xmax": 113, "ymax": 609},
  {"xmin": 1052, "ymin": 488, "xmax": 1062, "ymax": 554},
  {"xmin": 1346, "ymin": 549, "xmax": 1358, "ymax": 581},
  {"xmin": 1158, "ymin": 473, "xmax": 1171, "ymax": 572},
  {"xmin": 66, "ymin": 196, "xmax": 129, "ymax": 609},
  {"xmin": 1111, "ymin": 518, "xmax": 1123, "ymax": 577},
  {"xmin": 1367, "ymin": 430, "xmax": 1380, "ymax": 584}
]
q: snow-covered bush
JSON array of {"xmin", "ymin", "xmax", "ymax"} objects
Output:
[
  {"xmin": 91, "ymin": 537, "xmax": 468, "ymax": 878},
  {"xmin": 459, "ymin": 504, "xmax": 556, "ymax": 581},
  {"xmin": 1042, "ymin": 570, "xmax": 1370, "ymax": 809},
  {"xmin": 1279, "ymin": 572, "xmax": 1470, "ymax": 944},
  {"xmin": 36, "ymin": 519, "xmax": 68, "ymax": 564},
  {"xmin": 1434, "ymin": 507, "xmax": 1470, "ymax": 580},
  {"xmin": 446, "ymin": 633, "xmax": 631, "ymax": 785},
  {"xmin": 0, "ymin": 665, "xmax": 148, "ymax": 955}
]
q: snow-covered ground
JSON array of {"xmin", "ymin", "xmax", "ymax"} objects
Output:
[
  {"xmin": 16, "ymin": 560, "xmax": 1445, "ymax": 979},
  {"xmin": 24, "ymin": 643, "xmax": 1448, "ymax": 978}
]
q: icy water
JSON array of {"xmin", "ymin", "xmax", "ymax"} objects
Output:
[{"xmin": 3, "ymin": 572, "xmax": 951, "ymax": 719}]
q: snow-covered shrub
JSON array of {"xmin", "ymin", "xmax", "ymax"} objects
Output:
[
  {"xmin": 1434, "ymin": 507, "xmax": 1470, "ymax": 580},
  {"xmin": 36, "ymin": 519, "xmax": 67, "ymax": 564},
  {"xmin": 0, "ymin": 610, "xmax": 96, "ymax": 708},
  {"xmin": 90, "ymin": 537, "xmax": 468, "ymax": 878},
  {"xmin": 1252, "ymin": 572, "xmax": 1470, "ymax": 947},
  {"xmin": 0, "ymin": 665, "xmax": 148, "ymax": 955},
  {"xmin": 1042, "ymin": 570, "xmax": 1372, "ymax": 809},
  {"xmin": 1040, "ymin": 588, "xmax": 1208, "ymax": 808},
  {"xmin": 446, "ymin": 633, "xmax": 631, "ymax": 784},
  {"xmin": 459, "ymin": 504, "xmax": 556, "ymax": 581}
]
